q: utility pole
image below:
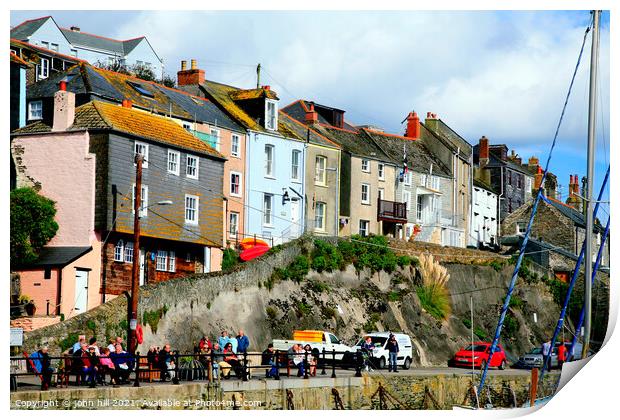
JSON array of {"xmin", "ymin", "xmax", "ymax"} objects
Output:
[
  {"xmin": 256, "ymin": 63, "xmax": 261, "ymax": 89},
  {"xmin": 583, "ymin": 9, "xmax": 600, "ymax": 359},
  {"xmin": 128, "ymin": 154, "xmax": 143, "ymax": 355}
]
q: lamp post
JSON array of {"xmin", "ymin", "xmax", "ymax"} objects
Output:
[{"xmin": 128, "ymin": 153, "xmax": 173, "ymax": 354}]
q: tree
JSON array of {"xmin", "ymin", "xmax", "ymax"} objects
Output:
[
  {"xmin": 130, "ymin": 63, "xmax": 157, "ymax": 82},
  {"xmin": 10, "ymin": 188, "xmax": 59, "ymax": 266}
]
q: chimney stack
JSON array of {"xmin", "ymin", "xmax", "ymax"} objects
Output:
[
  {"xmin": 122, "ymin": 99, "xmax": 133, "ymax": 108},
  {"xmin": 534, "ymin": 165, "xmax": 543, "ymax": 191},
  {"xmin": 177, "ymin": 59, "xmax": 205, "ymax": 86},
  {"xmin": 52, "ymin": 82, "xmax": 75, "ymax": 132},
  {"xmin": 478, "ymin": 136, "xmax": 490, "ymax": 167},
  {"xmin": 305, "ymin": 102, "xmax": 318, "ymax": 125},
  {"xmin": 405, "ymin": 112, "xmax": 420, "ymax": 139},
  {"xmin": 70, "ymin": 26, "xmax": 80, "ymax": 32}
]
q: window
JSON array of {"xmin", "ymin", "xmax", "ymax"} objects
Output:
[
  {"xmin": 420, "ymin": 174, "xmax": 427, "ymax": 187},
  {"xmin": 430, "ymin": 175, "xmax": 440, "ymax": 191},
  {"xmin": 185, "ymin": 194, "xmax": 199, "ymax": 224},
  {"xmin": 114, "ymin": 240, "xmax": 124, "ymax": 262},
  {"xmin": 359, "ymin": 220, "xmax": 370, "ymax": 237},
  {"xmin": 124, "ymin": 242, "xmax": 134, "ymax": 263},
  {"xmin": 361, "ymin": 183, "xmax": 370, "ymax": 204},
  {"xmin": 70, "ymin": 49, "xmax": 78, "ymax": 57},
  {"xmin": 361, "ymin": 159, "xmax": 370, "ymax": 172},
  {"xmin": 404, "ymin": 171, "xmax": 412, "ymax": 186},
  {"xmin": 378, "ymin": 163, "xmax": 385, "ymax": 180},
  {"xmin": 50, "ymin": 43, "xmax": 59, "ymax": 52},
  {"xmin": 156, "ymin": 250, "xmax": 168, "ymax": 271},
  {"xmin": 229, "ymin": 212, "xmax": 239, "ymax": 236},
  {"xmin": 417, "ymin": 196, "xmax": 423, "ymax": 221},
  {"xmin": 168, "ymin": 251, "xmax": 176, "ymax": 272},
  {"xmin": 182, "ymin": 122, "xmax": 192, "ymax": 131},
  {"xmin": 264, "ymin": 145, "xmax": 274, "ymax": 177},
  {"xmin": 263, "ymin": 194, "xmax": 273, "ymax": 226},
  {"xmin": 41, "ymin": 41, "xmax": 49, "ymax": 49},
  {"xmin": 508, "ymin": 198, "xmax": 513, "ymax": 213},
  {"xmin": 134, "ymin": 141, "xmax": 149, "ymax": 168},
  {"xmin": 28, "ymin": 101, "xmax": 43, "ymax": 120},
  {"xmin": 127, "ymin": 81, "xmax": 154, "ymax": 98},
  {"xmin": 210, "ymin": 129, "xmax": 221, "ymax": 151},
  {"xmin": 230, "ymin": 172, "xmax": 242, "ymax": 197},
  {"xmin": 291, "ymin": 150, "xmax": 301, "ymax": 181},
  {"xmin": 231, "ymin": 134, "xmax": 240, "ymax": 157},
  {"xmin": 38, "ymin": 57, "xmax": 49, "ymax": 80},
  {"xmin": 507, "ymin": 171, "xmax": 512, "ymax": 186},
  {"xmin": 516, "ymin": 222, "xmax": 527, "ymax": 234},
  {"xmin": 517, "ymin": 174, "xmax": 522, "ymax": 189},
  {"xmin": 132, "ymin": 184, "xmax": 148, "ymax": 217},
  {"xmin": 315, "ymin": 202, "xmax": 326, "ymax": 231},
  {"xmin": 186, "ymin": 155, "xmax": 199, "ymax": 179},
  {"xmin": 265, "ymin": 100, "xmax": 277, "ymax": 130},
  {"xmin": 403, "ymin": 191, "xmax": 411, "ymax": 211},
  {"xmin": 167, "ymin": 150, "xmax": 180, "ymax": 175},
  {"xmin": 314, "ymin": 155, "xmax": 326, "ymax": 185}
]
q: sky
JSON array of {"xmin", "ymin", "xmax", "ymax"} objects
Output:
[{"xmin": 10, "ymin": 10, "xmax": 611, "ymax": 220}]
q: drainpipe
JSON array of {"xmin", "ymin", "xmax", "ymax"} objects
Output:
[
  {"xmin": 57, "ymin": 268, "xmax": 62, "ymax": 316},
  {"xmin": 469, "ymin": 152, "xmax": 473, "ymax": 248},
  {"xmin": 497, "ymin": 166, "xmax": 504, "ymax": 240}
]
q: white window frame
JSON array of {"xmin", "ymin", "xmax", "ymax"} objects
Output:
[
  {"xmin": 186, "ymin": 154, "xmax": 199, "ymax": 179},
  {"xmin": 230, "ymin": 171, "xmax": 242, "ymax": 197},
  {"xmin": 229, "ymin": 212, "xmax": 239, "ymax": 236},
  {"xmin": 291, "ymin": 149, "xmax": 302, "ymax": 181},
  {"xmin": 378, "ymin": 163, "xmax": 385, "ymax": 181},
  {"xmin": 359, "ymin": 220, "xmax": 369, "ymax": 237},
  {"xmin": 134, "ymin": 141, "xmax": 149, "ymax": 168},
  {"xmin": 114, "ymin": 240, "xmax": 124, "ymax": 262},
  {"xmin": 231, "ymin": 134, "xmax": 240, "ymax": 158},
  {"xmin": 124, "ymin": 241, "xmax": 134, "ymax": 263},
  {"xmin": 156, "ymin": 250, "xmax": 168, "ymax": 271},
  {"xmin": 314, "ymin": 202, "xmax": 326, "ymax": 231},
  {"xmin": 210, "ymin": 128, "xmax": 221, "ymax": 151},
  {"xmin": 263, "ymin": 193, "xmax": 274, "ymax": 226},
  {"xmin": 182, "ymin": 122, "xmax": 192, "ymax": 131},
  {"xmin": 416, "ymin": 195, "xmax": 423, "ymax": 222},
  {"xmin": 50, "ymin": 43, "xmax": 59, "ymax": 52},
  {"xmin": 403, "ymin": 191, "xmax": 411, "ymax": 211},
  {"xmin": 185, "ymin": 194, "xmax": 199, "ymax": 225},
  {"xmin": 361, "ymin": 183, "xmax": 371, "ymax": 205},
  {"xmin": 168, "ymin": 251, "xmax": 176, "ymax": 272},
  {"xmin": 167, "ymin": 149, "xmax": 180, "ymax": 175},
  {"xmin": 70, "ymin": 49, "xmax": 78, "ymax": 58},
  {"xmin": 314, "ymin": 155, "xmax": 327, "ymax": 185},
  {"xmin": 41, "ymin": 41, "xmax": 49, "ymax": 50},
  {"xmin": 404, "ymin": 171, "xmax": 412, "ymax": 186},
  {"xmin": 361, "ymin": 159, "xmax": 370, "ymax": 173},
  {"xmin": 516, "ymin": 221, "xmax": 527, "ymax": 234},
  {"xmin": 265, "ymin": 99, "xmax": 278, "ymax": 131},
  {"xmin": 132, "ymin": 184, "xmax": 149, "ymax": 217},
  {"xmin": 264, "ymin": 144, "xmax": 275, "ymax": 177},
  {"xmin": 28, "ymin": 100, "xmax": 43, "ymax": 120}
]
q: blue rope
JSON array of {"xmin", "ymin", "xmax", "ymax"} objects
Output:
[
  {"xmin": 539, "ymin": 166, "xmax": 609, "ymax": 380},
  {"xmin": 478, "ymin": 23, "xmax": 591, "ymax": 396}
]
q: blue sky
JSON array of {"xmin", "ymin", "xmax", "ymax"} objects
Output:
[{"xmin": 10, "ymin": 10, "xmax": 610, "ymax": 220}]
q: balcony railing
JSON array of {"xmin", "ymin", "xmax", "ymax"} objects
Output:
[{"xmin": 377, "ymin": 198, "xmax": 408, "ymax": 223}]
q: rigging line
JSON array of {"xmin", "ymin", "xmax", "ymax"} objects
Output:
[{"xmin": 478, "ymin": 21, "xmax": 592, "ymax": 395}]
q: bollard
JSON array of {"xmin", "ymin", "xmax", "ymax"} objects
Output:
[
  {"xmin": 331, "ymin": 349, "xmax": 337, "ymax": 378},
  {"xmin": 274, "ymin": 350, "xmax": 280, "ymax": 380},
  {"xmin": 133, "ymin": 352, "xmax": 141, "ymax": 387},
  {"xmin": 321, "ymin": 348, "xmax": 327, "ymax": 375},
  {"xmin": 530, "ymin": 368, "xmax": 539, "ymax": 407},
  {"xmin": 172, "ymin": 352, "xmax": 180, "ymax": 385},
  {"xmin": 207, "ymin": 355, "xmax": 213, "ymax": 383},
  {"xmin": 304, "ymin": 351, "xmax": 309, "ymax": 379},
  {"xmin": 243, "ymin": 352, "xmax": 249, "ymax": 381},
  {"xmin": 354, "ymin": 350, "xmax": 362, "ymax": 377}
]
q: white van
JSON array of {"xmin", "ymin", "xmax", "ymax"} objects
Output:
[{"xmin": 353, "ymin": 332, "xmax": 413, "ymax": 370}]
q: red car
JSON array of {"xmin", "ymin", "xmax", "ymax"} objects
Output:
[{"xmin": 452, "ymin": 342, "xmax": 507, "ymax": 370}]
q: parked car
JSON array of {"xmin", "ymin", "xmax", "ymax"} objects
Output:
[
  {"xmin": 352, "ymin": 332, "xmax": 413, "ymax": 370},
  {"xmin": 517, "ymin": 342, "xmax": 584, "ymax": 370},
  {"xmin": 272, "ymin": 330, "xmax": 354, "ymax": 361},
  {"xmin": 452, "ymin": 342, "xmax": 508, "ymax": 370}
]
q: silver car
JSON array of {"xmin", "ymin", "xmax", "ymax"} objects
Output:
[{"xmin": 518, "ymin": 342, "xmax": 583, "ymax": 369}]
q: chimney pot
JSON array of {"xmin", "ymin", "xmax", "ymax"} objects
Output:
[
  {"xmin": 59, "ymin": 80, "xmax": 67, "ymax": 92},
  {"xmin": 263, "ymin": 85, "xmax": 271, "ymax": 91},
  {"xmin": 177, "ymin": 61, "xmax": 205, "ymax": 86},
  {"xmin": 405, "ymin": 111, "xmax": 420, "ymax": 139},
  {"xmin": 181, "ymin": 60, "xmax": 187, "ymax": 71},
  {"xmin": 191, "ymin": 59, "xmax": 197, "ymax": 70},
  {"xmin": 122, "ymin": 99, "xmax": 133, "ymax": 108}
]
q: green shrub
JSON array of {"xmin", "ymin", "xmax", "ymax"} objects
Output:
[
  {"xmin": 509, "ymin": 295, "xmax": 524, "ymax": 310},
  {"xmin": 59, "ymin": 333, "xmax": 79, "ymax": 352},
  {"xmin": 322, "ymin": 306, "xmax": 336, "ymax": 319},
  {"xmin": 462, "ymin": 318, "xmax": 472, "ymax": 329},
  {"xmin": 503, "ymin": 313, "xmax": 519, "ymax": 337},
  {"xmin": 308, "ymin": 280, "xmax": 330, "ymax": 293},
  {"xmin": 296, "ymin": 301, "xmax": 312, "ymax": 317},
  {"xmin": 489, "ymin": 260, "xmax": 504, "ymax": 272},
  {"xmin": 474, "ymin": 326, "xmax": 487, "ymax": 340},
  {"xmin": 266, "ymin": 306, "xmax": 277, "ymax": 319},
  {"xmin": 221, "ymin": 248, "xmax": 240, "ymax": 271},
  {"xmin": 288, "ymin": 255, "xmax": 310, "ymax": 282},
  {"xmin": 364, "ymin": 312, "xmax": 382, "ymax": 332},
  {"xmin": 397, "ymin": 255, "xmax": 414, "ymax": 268},
  {"xmin": 416, "ymin": 284, "xmax": 451, "ymax": 320}
]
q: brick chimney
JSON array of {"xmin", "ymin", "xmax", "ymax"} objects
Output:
[
  {"xmin": 534, "ymin": 165, "xmax": 543, "ymax": 190},
  {"xmin": 405, "ymin": 112, "xmax": 420, "ymax": 139},
  {"xmin": 122, "ymin": 99, "xmax": 133, "ymax": 108},
  {"xmin": 566, "ymin": 174, "xmax": 582, "ymax": 211},
  {"xmin": 305, "ymin": 102, "xmax": 318, "ymax": 125},
  {"xmin": 52, "ymin": 81, "xmax": 75, "ymax": 132},
  {"xmin": 528, "ymin": 156, "xmax": 539, "ymax": 171},
  {"xmin": 478, "ymin": 136, "xmax": 490, "ymax": 167},
  {"xmin": 177, "ymin": 59, "xmax": 205, "ymax": 86}
]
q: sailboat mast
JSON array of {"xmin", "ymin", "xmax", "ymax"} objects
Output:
[{"xmin": 583, "ymin": 9, "xmax": 600, "ymax": 359}]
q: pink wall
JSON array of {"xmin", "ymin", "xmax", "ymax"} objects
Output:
[{"xmin": 17, "ymin": 269, "xmax": 59, "ymax": 316}]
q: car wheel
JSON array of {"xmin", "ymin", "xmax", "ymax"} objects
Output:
[
  {"xmin": 403, "ymin": 358, "xmax": 411, "ymax": 370},
  {"xmin": 378, "ymin": 357, "xmax": 386, "ymax": 369},
  {"xmin": 499, "ymin": 359, "xmax": 506, "ymax": 370}
]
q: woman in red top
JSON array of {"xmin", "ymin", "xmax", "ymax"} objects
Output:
[
  {"xmin": 557, "ymin": 343, "xmax": 567, "ymax": 369},
  {"xmin": 223, "ymin": 343, "xmax": 241, "ymax": 378}
]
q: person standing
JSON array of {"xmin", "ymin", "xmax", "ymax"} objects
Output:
[
  {"xmin": 218, "ymin": 331, "xmax": 230, "ymax": 351},
  {"xmin": 361, "ymin": 336, "xmax": 375, "ymax": 371},
  {"xmin": 39, "ymin": 346, "xmax": 53, "ymax": 390},
  {"xmin": 237, "ymin": 330, "xmax": 250, "ymax": 354},
  {"xmin": 386, "ymin": 334, "xmax": 399, "ymax": 373},
  {"xmin": 541, "ymin": 340, "xmax": 552, "ymax": 370},
  {"xmin": 557, "ymin": 342, "xmax": 567, "ymax": 370}
]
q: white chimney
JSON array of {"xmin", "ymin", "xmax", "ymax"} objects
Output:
[{"xmin": 52, "ymin": 82, "xmax": 75, "ymax": 132}]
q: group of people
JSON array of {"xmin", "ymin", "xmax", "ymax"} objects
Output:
[
  {"xmin": 194, "ymin": 330, "xmax": 251, "ymax": 380},
  {"xmin": 361, "ymin": 334, "xmax": 400, "ymax": 372},
  {"xmin": 259, "ymin": 343, "xmax": 316, "ymax": 378},
  {"xmin": 541, "ymin": 339, "xmax": 568, "ymax": 370}
]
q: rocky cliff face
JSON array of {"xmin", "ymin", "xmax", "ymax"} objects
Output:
[{"xmin": 23, "ymin": 237, "xmax": 569, "ymax": 366}]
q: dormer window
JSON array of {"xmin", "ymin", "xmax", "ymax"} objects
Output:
[
  {"xmin": 265, "ymin": 99, "xmax": 278, "ymax": 130},
  {"xmin": 127, "ymin": 81, "xmax": 154, "ymax": 98}
]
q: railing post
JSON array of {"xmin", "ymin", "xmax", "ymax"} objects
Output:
[
  {"xmin": 355, "ymin": 350, "xmax": 362, "ymax": 377},
  {"xmin": 207, "ymin": 353, "xmax": 213, "ymax": 383},
  {"xmin": 133, "ymin": 352, "xmax": 141, "ymax": 387},
  {"xmin": 331, "ymin": 349, "xmax": 337, "ymax": 378},
  {"xmin": 274, "ymin": 350, "xmax": 280, "ymax": 381},
  {"xmin": 321, "ymin": 348, "xmax": 327, "ymax": 375},
  {"xmin": 172, "ymin": 352, "xmax": 179, "ymax": 385},
  {"xmin": 304, "ymin": 351, "xmax": 309, "ymax": 379},
  {"xmin": 243, "ymin": 352, "xmax": 249, "ymax": 381}
]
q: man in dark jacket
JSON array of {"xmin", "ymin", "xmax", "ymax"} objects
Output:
[
  {"xmin": 386, "ymin": 334, "xmax": 399, "ymax": 372},
  {"xmin": 159, "ymin": 344, "xmax": 175, "ymax": 381},
  {"xmin": 110, "ymin": 344, "xmax": 132, "ymax": 383},
  {"xmin": 237, "ymin": 330, "xmax": 250, "ymax": 354},
  {"xmin": 262, "ymin": 343, "xmax": 278, "ymax": 378}
]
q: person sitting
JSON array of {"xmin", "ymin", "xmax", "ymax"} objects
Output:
[
  {"xmin": 303, "ymin": 344, "xmax": 316, "ymax": 376},
  {"xmin": 110, "ymin": 344, "xmax": 132, "ymax": 384},
  {"xmin": 88, "ymin": 337, "xmax": 100, "ymax": 356},
  {"xmin": 210, "ymin": 343, "xmax": 224, "ymax": 379},
  {"xmin": 158, "ymin": 344, "xmax": 176, "ymax": 381},
  {"xmin": 262, "ymin": 343, "xmax": 278, "ymax": 378},
  {"xmin": 291, "ymin": 344, "xmax": 305, "ymax": 377},
  {"xmin": 199, "ymin": 336, "xmax": 212, "ymax": 352},
  {"xmin": 30, "ymin": 346, "xmax": 54, "ymax": 390},
  {"xmin": 223, "ymin": 343, "xmax": 241, "ymax": 379},
  {"xmin": 72, "ymin": 335, "xmax": 86, "ymax": 354},
  {"xmin": 99, "ymin": 348, "xmax": 117, "ymax": 385},
  {"xmin": 81, "ymin": 344, "xmax": 99, "ymax": 388}
]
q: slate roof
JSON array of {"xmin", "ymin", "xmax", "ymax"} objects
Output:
[
  {"xmin": 18, "ymin": 246, "xmax": 92, "ymax": 268},
  {"xmin": 278, "ymin": 112, "xmax": 341, "ymax": 149},
  {"xmin": 362, "ymin": 126, "xmax": 451, "ymax": 177},
  {"xmin": 25, "ymin": 63, "xmax": 244, "ymax": 133},
  {"xmin": 282, "ymin": 100, "xmax": 358, "ymax": 131},
  {"xmin": 473, "ymin": 177, "xmax": 497, "ymax": 194},
  {"xmin": 423, "ymin": 119, "xmax": 472, "ymax": 160},
  {"xmin": 545, "ymin": 197, "xmax": 603, "ymax": 232},
  {"xmin": 10, "ymin": 16, "xmax": 51, "ymax": 41},
  {"xmin": 13, "ymin": 100, "xmax": 225, "ymax": 159},
  {"xmin": 315, "ymin": 125, "xmax": 392, "ymax": 161}
]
